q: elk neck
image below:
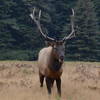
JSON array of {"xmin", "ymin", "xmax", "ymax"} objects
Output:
[{"xmin": 48, "ymin": 46, "xmax": 63, "ymax": 72}]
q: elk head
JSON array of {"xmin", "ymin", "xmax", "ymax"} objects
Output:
[{"xmin": 30, "ymin": 7, "xmax": 75, "ymax": 62}]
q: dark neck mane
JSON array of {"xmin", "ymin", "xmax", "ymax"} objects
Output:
[{"xmin": 49, "ymin": 48, "xmax": 63, "ymax": 71}]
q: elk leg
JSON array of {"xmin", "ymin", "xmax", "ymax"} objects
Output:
[
  {"xmin": 51, "ymin": 79, "xmax": 54, "ymax": 88},
  {"xmin": 56, "ymin": 78, "xmax": 61, "ymax": 96},
  {"xmin": 46, "ymin": 77, "xmax": 52, "ymax": 95},
  {"xmin": 39, "ymin": 73, "xmax": 44, "ymax": 87}
]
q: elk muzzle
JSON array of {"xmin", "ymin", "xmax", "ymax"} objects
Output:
[{"xmin": 59, "ymin": 56, "xmax": 64, "ymax": 63}]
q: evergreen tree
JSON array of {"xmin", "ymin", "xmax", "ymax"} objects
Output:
[
  {"xmin": 92, "ymin": 0, "xmax": 100, "ymax": 27},
  {"xmin": 0, "ymin": 0, "xmax": 44, "ymax": 60},
  {"xmin": 0, "ymin": 0, "xmax": 99, "ymax": 61},
  {"xmin": 92, "ymin": 0, "xmax": 100, "ymax": 61},
  {"xmin": 66, "ymin": 0, "xmax": 99, "ymax": 61}
]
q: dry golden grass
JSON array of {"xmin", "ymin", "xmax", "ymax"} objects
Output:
[{"xmin": 0, "ymin": 61, "xmax": 100, "ymax": 100}]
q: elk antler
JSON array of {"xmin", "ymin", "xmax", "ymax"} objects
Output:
[
  {"xmin": 30, "ymin": 7, "xmax": 55, "ymax": 41},
  {"xmin": 62, "ymin": 8, "xmax": 75, "ymax": 41}
]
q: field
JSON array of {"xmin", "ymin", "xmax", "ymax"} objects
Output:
[{"xmin": 0, "ymin": 61, "xmax": 100, "ymax": 100}]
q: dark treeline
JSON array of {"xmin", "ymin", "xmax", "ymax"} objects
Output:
[{"xmin": 0, "ymin": 0, "xmax": 100, "ymax": 61}]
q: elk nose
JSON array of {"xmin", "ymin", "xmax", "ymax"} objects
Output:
[{"xmin": 60, "ymin": 56, "xmax": 64, "ymax": 61}]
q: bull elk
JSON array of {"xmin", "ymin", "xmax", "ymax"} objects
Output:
[{"xmin": 30, "ymin": 7, "xmax": 75, "ymax": 96}]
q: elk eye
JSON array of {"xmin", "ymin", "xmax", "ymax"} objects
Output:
[{"xmin": 54, "ymin": 47, "xmax": 57, "ymax": 50}]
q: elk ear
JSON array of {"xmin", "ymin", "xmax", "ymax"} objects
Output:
[{"xmin": 45, "ymin": 41, "xmax": 55, "ymax": 47}]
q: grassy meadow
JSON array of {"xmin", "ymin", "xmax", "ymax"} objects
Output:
[{"xmin": 0, "ymin": 61, "xmax": 100, "ymax": 100}]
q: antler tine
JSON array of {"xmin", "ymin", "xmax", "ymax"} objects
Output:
[
  {"xmin": 31, "ymin": 7, "xmax": 37, "ymax": 22},
  {"xmin": 71, "ymin": 9, "xmax": 74, "ymax": 32},
  {"xmin": 62, "ymin": 8, "xmax": 75, "ymax": 41},
  {"xmin": 39, "ymin": 10, "xmax": 41, "ymax": 20},
  {"xmin": 30, "ymin": 7, "xmax": 55, "ymax": 41}
]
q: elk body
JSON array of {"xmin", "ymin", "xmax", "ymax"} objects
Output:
[
  {"xmin": 30, "ymin": 7, "xmax": 75, "ymax": 96},
  {"xmin": 38, "ymin": 42, "xmax": 65, "ymax": 96}
]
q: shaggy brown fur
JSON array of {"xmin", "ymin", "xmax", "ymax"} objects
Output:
[{"xmin": 38, "ymin": 45, "xmax": 64, "ymax": 96}]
